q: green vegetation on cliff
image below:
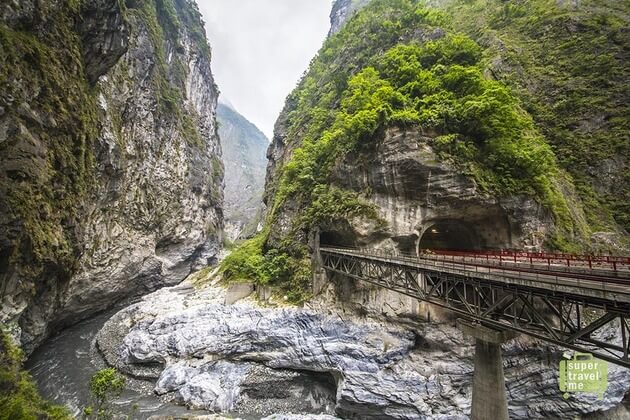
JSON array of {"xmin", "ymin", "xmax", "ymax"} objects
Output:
[
  {"xmin": 0, "ymin": 331, "xmax": 71, "ymax": 420},
  {"xmin": 126, "ymin": 0, "xmax": 213, "ymax": 133},
  {"xmin": 276, "ymin": 34, "xmax": 567, "ymax": 216},
  {"xmin": 442, "ymin": 0, "xmax": 629, "ymax": 232},
  {"xmin": 0, "ymin": 0, "xmax": 100, "ymax": 281},
  {"xmin": 223, "ymin": 0, "xmax": 616, "ymax": 299},
  {"xmin": 0, "ymin": 0, "xmax": 216, "ymax": 412}
]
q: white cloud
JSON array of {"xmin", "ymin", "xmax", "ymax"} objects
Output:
[{"xmin": 197, "ymin": 0, "xmax": 332, "ymax": 139}]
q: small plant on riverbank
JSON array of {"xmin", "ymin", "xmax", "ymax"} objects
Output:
[{"xmin": 83, "ymin": 368, "xmax": 125, "ymax": 419}]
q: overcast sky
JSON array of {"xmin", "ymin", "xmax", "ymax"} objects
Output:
[{"xmin": 197, "ymin": 0, "xmax": 332, "ymax": 139}]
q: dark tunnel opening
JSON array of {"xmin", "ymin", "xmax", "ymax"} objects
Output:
[
  {"xmin": 419, "ymin": 221, "xmax": 479, "ymax": 252},
  {"xmin": 319, "ymin": 230, "xmax": 357, "ymax": 248}
]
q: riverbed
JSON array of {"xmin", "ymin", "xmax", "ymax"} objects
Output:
[
  {"xmin": 25, "ymin": 281, "xmax": 630, "ymax": 420},
  {"xmin": 25, "ymin": 300, "xmax": 338, "ymax": 419},
  {"xmin": 26, "ymin": 308, "xmax": 208, "ymax": 419}
]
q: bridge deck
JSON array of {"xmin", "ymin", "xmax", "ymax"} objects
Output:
[{"xmin": 320, "ymin": 247, "xmax": 630, "ymax": 306}]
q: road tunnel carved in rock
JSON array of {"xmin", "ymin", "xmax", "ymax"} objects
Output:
[
  {"xmin": 419, "ymin": 220, "xmax": 480, "ymax": 252},
  {"xmin": 319, "ymin": 229, "xmax": 357, "ymax": 248}
]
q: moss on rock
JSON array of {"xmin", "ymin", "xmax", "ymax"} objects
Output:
[
  {"xmin": 443, "ymin": 0, "xmax": 630, "ymax": 233},
  {"xmin": 0, "ymin": 2, "xmax": 100, "ymax": 280}
]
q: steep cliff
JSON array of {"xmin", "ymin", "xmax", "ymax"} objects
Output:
[
  {"xmin": 0, "ymin": 0, "xmax": 223, "ymax": 352},
  {"xmin": 331, "ymin": 0, "xmax": 630, "ymax": 239},
  {"xmin": 444, "ymin": 0, "xmax": 630, "ymax": 239},
  {"xmin": 222, "ymin": 0, "xmax": 629, "ymax": 301},
  {"xmin": 217, "ymin": 102, "xmax": 268, "ymax": 242}
]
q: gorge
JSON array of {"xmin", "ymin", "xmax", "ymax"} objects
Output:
[
  {"xmin": 1, "ymin": 0, "xmax": 629, "ymax": 419},
  {"xmin": 218, "ymin": 102, "xmax": 268, "ymax": 243}
]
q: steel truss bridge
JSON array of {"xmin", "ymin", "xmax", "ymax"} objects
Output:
[{"xmin": 319, "ymin": 247, "xmax": 630, "ymax": 368}]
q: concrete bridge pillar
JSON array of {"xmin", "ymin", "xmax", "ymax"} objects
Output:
[
  {"xmin": 457, "ymin": 320, "xmax": 517, "ymax": 420},
  {"xmin": 309, "ymin": 228, "xmax": 327, "ymax": 295}
]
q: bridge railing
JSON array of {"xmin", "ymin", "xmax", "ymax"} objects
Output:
[{"xmin": 425, "ymin": 248, "xmax": 630, "ymax": 272}]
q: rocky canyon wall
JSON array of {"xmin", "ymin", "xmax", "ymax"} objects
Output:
[
  {"xmin": 316, "ymin": 0, "xmax": 630, "ymax": 253},
  {"xmin": 0, "ymin": 0, "xmax": 223, "ymax": 352}
]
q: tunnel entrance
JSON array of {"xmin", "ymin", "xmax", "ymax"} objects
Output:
[
  {"xmin": 419, "ymin": 221, "xmax": 478, "ymax": 252},
  {"xmin": 319, "ymin": 229, "xmax": 357, "ymax": 248}
]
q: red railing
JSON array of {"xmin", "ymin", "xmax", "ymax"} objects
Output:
[{"xmin": 423, "ymin": 248, "xmax": 630, "ymax": 271}]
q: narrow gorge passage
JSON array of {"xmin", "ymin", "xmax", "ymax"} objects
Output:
[{"xmin": 1, "ymin": 0, "xmax": 629, "ymax": 419}]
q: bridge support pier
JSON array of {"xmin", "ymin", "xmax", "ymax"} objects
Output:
[
  {"xmin": 457, "ymin": 319, "xmax": 517, "ymax": 420},
  {"xmin": 310, "ymin": 228, "xmax": 328, "ymax": 295}
]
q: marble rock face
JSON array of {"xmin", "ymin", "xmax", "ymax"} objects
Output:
[{"xmin": 97, "ymin": 284, "xmax": 630, "ymax": 419}]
